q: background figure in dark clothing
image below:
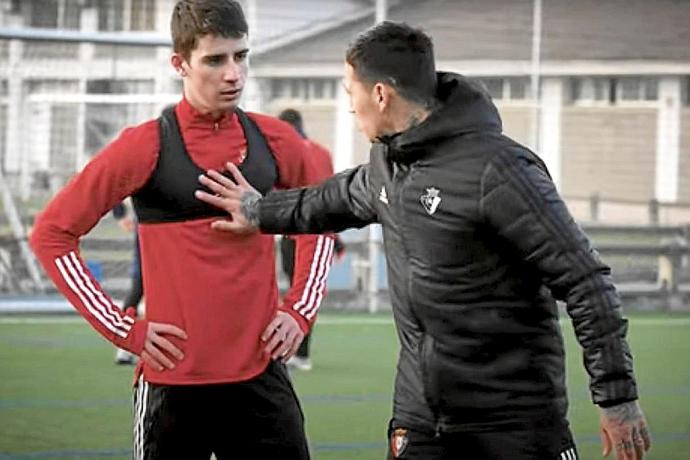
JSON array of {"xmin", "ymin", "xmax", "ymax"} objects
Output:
[
  {"xmin": 277, "ymin": 108, "xmax": 345, "ymax": 371},
  {"xmin": 112, "ymin": 201, "xmax": 142, "ymax": 365}
]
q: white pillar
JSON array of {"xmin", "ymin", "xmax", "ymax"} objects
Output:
[
  {"xmin": 655, "ymin": 77, "xmax": 681, "ymax": 202},
  {"xmin": 75, "ymin": 8, "xmax": 97, "ymax": 172},
  {"xmin": 376, "ymin": 0, "xmax": 387, "ymax": 23},
  {"xmin": 529, "ymin": 0, "xmax": 542, "ymax": 151},
  {"xmin": 538, "ymin": 78, "xmax": 562, "ymax": 188},
  {"xmin": 5, "ymin": 14, "xmax": 24, "ymax": 175},
  {"xmin": 5, "ymin": 44, "xmax": 23, "ymax": 175},
  {"xmin": 333, "ymin": 82, "xmax": 354, "ymax": 172},
  {"xmin": 242, "ymin": 77, "xmax": 263, "ymax": 113},
  {"xmin": 154, "ymin": 0, "xmax": 171, "ymax": 34}
]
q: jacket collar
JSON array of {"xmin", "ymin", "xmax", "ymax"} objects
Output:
[{"xmin": 381, "ymin": 72, "xmax": 503, "ymax": 163}]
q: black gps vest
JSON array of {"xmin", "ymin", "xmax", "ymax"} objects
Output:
[{"xmin": 132, "ymin": 107, "xmax": 278, "ymax": 223}]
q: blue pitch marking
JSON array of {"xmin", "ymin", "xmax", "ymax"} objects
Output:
[
  {"xmin": 0, "ymin": 336, "xmax": 103, "ymax": 348},
  {"xmin": 0, "ymin": 393, "xmax": 390, "ymax": 410},
  {"xmin": 8, "ymin": 384, "xmax": 690, "ymax": 410},
  {"xmin": 0, "ymin": 450, "xmax": 131, "ymax": 459}
]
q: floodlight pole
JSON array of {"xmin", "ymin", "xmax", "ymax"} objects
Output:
[
  {"xmin": 529, "ymin": 0, "xmax": 542, "ymax": 151},
  {"xmin": 376, "ymin": 0, "xmax": 387, "ymax": 24},
  {"xmin": 366, "ymin": 0, "xmax": 387, "ymax": 313}
]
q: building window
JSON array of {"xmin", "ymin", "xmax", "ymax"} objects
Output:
[
  {"xmin": 93, "ymin": 0, "xmax": 156, "ymax": 32},
  {"xmin": 479, "ymin": 78, "xmax": 503, "ymax": 100},
  {"xmin": 86, "ymin": 79, "xmax": 154, "ymax": 94},
  {"xmin": 476, "ymin": 77, "xmax": 530, "ymax": 101},
  {"xmin": 618, "ymin": 77, "xmax": 657, "ymax": 101},
  {"xmin": 269, "ymin": 78, "xmax": 337, "ymax": 102},
  {"xmin": 27, "ymin": 0, "xmax": 81, "ymax": 29},
  {"xmin": 571, "ymin": 77, "xmax": 611, "ymax": 104},
  {"xmin": 571, "ymin": 76, "xmax": 658, "ymax": 105}
]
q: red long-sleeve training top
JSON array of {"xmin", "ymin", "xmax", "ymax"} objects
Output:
[{"xmin": 30, "ymin": 98, "xmax": 335, "ymax": 385}]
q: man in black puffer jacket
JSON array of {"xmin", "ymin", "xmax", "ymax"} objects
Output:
[{"xmin": 196, "ymin": 21, "xmax": 651, "ymax": 460}]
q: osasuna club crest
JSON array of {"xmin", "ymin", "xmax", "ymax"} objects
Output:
[
  {"xmin": 390, "ymin": 428, "xmax": 409, "ymax": 458},
  {"xmin": 420, "ymin": 187, "xmax": 441, "ymax": 215}
]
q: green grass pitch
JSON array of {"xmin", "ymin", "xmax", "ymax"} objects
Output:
[{"xmin": 1, "ymin": 313, "xmax": 689, "ymax": 459}]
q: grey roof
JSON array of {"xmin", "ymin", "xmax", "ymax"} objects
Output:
[
  {"xmin": 247, "ymin": 0, "xmax": 371, "ymax": 46},
  {"xmin": 254, "ymin": 0, "xmax": 690, "ymax": 65}
]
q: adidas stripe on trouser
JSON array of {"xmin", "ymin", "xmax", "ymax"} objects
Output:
[{"xmin": 132, "ymin": 361, "xmax": 310, "ymax": 460}]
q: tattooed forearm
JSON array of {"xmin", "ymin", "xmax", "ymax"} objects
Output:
[{"xmin": 240, "ymin": 190, "xmax": 262, "ymax": 228}]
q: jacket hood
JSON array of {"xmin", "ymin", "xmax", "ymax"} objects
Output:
[{"xmin": 381, "ymin": 72, "xmax": 503, "ymax": 162}]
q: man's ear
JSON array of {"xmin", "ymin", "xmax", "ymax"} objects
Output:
[
  {"xmin": 374, "ymin": 83, "xmax": 390, "ymax": 111},
  {"xmin": 171, "ymin": 53, "xmax": 188, "ymax": 77}
]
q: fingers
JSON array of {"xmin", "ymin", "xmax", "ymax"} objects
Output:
[
  {"xmin": 614, "ymin": 439, "xmax": 634, "ymax": 460},
  {"xmin": 144, "ymin": 340, "xmax": 176, "ymax": 370},
  {"xmin": 633, "ymin": 424, "xmax": 651, "ymax": 458},
  {"xmin": 143, "ymin": 322, "xmax": 187, "ymax": 371},
  {"xmin": 195, "ymin": 189, "xmax": 232, "ymax": 211},
  {"xmin": 150, "ymin": 333, "xmax": 184, "ymax": 361},
  {"xmin": 208, "ymin": 168, "xmax": 239, "ymax": 189},
  {"xmin": 140, "ymin": 350, "xmax": 163, "ymax": 372},
  {"xmin": 262, "ymin": 317, "xmax": 283, "ymax": 342},
  {"xmin": 198, "ymin": 172, "xmax": 240, "ymax": 199},
  {"xmin": 607, "ymin": 423, "xmax": 651, "ymax": 460},
  {"xmin": 226, "ymin": 162, "xmax": 252, "ymax": 188},
  {"xmin": 639, "ymin": 425, "xmax": 651, "ymax": 451},
  {"xmin": 150, "ymin": 322, "xmax": 188, "ymax": 340},
  {"xmin": 261, "ymin": 314, "xmax": 304, "ymax": 361},
  {"xmin": 210, "ymin": 219, "xmax": 255, "ymax": 234},
  {"xmin": 601, "ymin": 426, "xmax": 612, "ymax": 457},
  {"xmin": 283, "ymin": 330, "xmax": 304, "ymax": 361}
]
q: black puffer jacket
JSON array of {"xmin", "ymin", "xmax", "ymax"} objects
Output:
[{"xmin": 260, "ymin": 72, "xmax": 637, "ymax": 432}]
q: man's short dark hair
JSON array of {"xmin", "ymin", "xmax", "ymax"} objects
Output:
[
  {"xmin": 171, "ymin": 0, "xmax": 248, "ymax": 60},
  {"xmin": 345, "ymin": 21, "xmax": 436, "ymax": 108},
  {"xmin": 278, "ymin": 108, "xmax": 304, "ymax": 133}
]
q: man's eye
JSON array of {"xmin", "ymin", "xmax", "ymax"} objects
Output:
[{"xmin": 236, "ymin": 52, "xmax": 248, "ymax": 61}]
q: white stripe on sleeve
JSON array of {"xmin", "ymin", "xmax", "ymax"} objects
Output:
[{"xmin": 55, "ymin": 254, "xmax": 128, "ymax": 338}]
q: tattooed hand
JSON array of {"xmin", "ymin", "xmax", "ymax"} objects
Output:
[
  {"xmin": 195, "ymin": 162, "xmax": 262, "ymax": 234},
  {"xmin": 599, "ymin": 400, "xmax": 651, "ymax": 460}
]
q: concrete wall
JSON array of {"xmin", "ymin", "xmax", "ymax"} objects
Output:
[
  {"xmin": 679, "ymin": 108, "xmax": 690, "ymax": 203},
  {"xmin": 497, "ymin": 105, "xmax": 532, "ymax": 148},
  {"xmin": 560, "ymin": 107, "xmax": 657, "ymax": 202}
]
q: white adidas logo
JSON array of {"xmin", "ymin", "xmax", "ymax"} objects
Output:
[{"xmin": 379, "ymin": 186, "xmax": 389, "ymax": 204}]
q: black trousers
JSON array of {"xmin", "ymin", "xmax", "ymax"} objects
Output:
[
  {"xmin": 132, "ymin": 361, "xmax": 310, "ymax": 460},
  {"xmin": 280, "ymin": 237, "xmax": 311, "ymax": 358},
  {"xmin": 386, "ymin": 415, "xmax": 578, "ymax": 460}
]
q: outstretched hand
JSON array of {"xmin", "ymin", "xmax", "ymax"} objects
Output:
[
  {"xmin": 599, "ymin": 400, "xmax": 651, "ymax": 460},
  {"xmin": 195, "ymin": 162, "xmax": 261, "ymax": 234}
]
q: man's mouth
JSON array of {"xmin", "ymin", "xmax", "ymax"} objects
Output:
[{"xmin": 220, "ymin": 88, "xmax": 242, "ymax": 98}]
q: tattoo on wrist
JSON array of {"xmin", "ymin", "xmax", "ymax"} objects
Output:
[
  {"xmin": 240, "ymin": 190, "xmax": 262, "ymax": 228},
  {"xmin": 601, "ymin": 400, "xmax": 642, "ymax": 423}
]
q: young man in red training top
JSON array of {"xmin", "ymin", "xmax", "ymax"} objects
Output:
[{"xmin": 29, "ymin": 1, "xmax": 333, "ymax": 458}]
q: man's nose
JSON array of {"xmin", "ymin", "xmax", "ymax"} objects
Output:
[{"xmin": 223, "ymin": 62, "xmax": 241, "ymax": 82}]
